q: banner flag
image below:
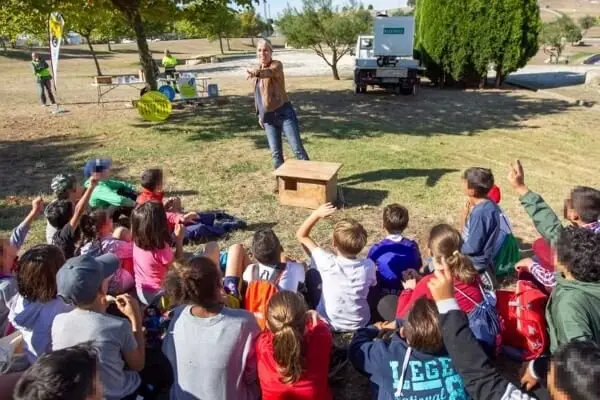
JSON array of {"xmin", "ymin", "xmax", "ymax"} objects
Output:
[{"xmin": 48, "ymin": 12, "xmax": 65, "ymax": 87}]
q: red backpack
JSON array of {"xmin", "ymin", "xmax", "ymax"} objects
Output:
[
  {"xmin": 496, "ymin": 280, "xmax": 549, "ymax": 361},
  {"xmin": 244, "ymin": 264, "xmax": 285, "ymax": 330}
]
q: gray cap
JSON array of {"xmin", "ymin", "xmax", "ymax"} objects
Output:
[{"xmin": 57, "ymin": 254, "xmax": 119, "ymax": 306}]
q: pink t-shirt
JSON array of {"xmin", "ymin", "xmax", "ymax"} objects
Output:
[{"xmin": 133, "ymin": 243, "xmax": 173, "ymax": 292}]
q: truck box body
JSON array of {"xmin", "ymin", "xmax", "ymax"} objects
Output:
[{"xmin": 373, "ymin": 16, "xmax": 415, "ymax": 57}]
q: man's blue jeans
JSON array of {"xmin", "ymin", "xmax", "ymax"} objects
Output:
[{"xmin": 263, "ymin": 102, "xmax": 309, "ymax": 169}]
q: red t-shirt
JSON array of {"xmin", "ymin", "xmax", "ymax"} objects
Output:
[
  {"xmin": 136, "ymin": 188, "xmax": 164, "ymax": 205},
  {"xmin": 256, "ymin": 320, "xmax": 333, "ymax": 400},
  {"xmin": 396, "ymin": 274, "xmax": 483, "ymax": 318}
]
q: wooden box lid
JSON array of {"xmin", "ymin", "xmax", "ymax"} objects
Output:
[{"xmin": 274, "ymin": 160, "xmax": 342, "ymax": 182}]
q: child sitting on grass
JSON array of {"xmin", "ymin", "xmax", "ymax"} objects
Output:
[
  {"xmin": 367, "ymin": 204, "xmax": 422, "ymax": 319},
  {"xmin": 46, "ymin": 174, "xmax": 83, "ymax": 243},
  {"xmin": 52, "ymin": 254, "xmax": 160, "ymax": 400},
  {"xmin": 460, "ymin": 167, "xmax": 502, "ymax": 289},
  {"xmin": 243, "ymin": 229, "xmax": 306, "ymax": 293},
  {"xmin": 1, "ymin": 197, "xmax": 44, "ymax": 337},
  {"xmin": 8, "ymin": 245, "xmax": 72, "ymax": 365},
  {"xmin": 131, "ymin": 201, "xmax": 184, "ymax": 305},
  {"xmin": 349, "ymin": 297, "xmax": 469, "ymax": 400},
  {"xmin": 163, "ymin": 257, "xmax": 260, "ymax": 400},
  {"xmin": 136, "ymin": 168, "xmax": 183, "ymax": 213},
  {"xmin": 296, "ymin": 203, "xmax": 377, "ymax": 332},
  {"xmin": 83, "ymin": 159, "xmax": 137, "ymax": 209},
  {"xmin": 79, "ymin": 209, "xmax": 134, "ymax": 295},
  {"xmin": 256, "ymin": 291, "xmax": 332, "ymax": 400},
  {"xmin": 46, "ymin": 174, "xmax": 100, "ymax": 259}
]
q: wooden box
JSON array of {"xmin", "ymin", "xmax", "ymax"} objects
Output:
[
  {"xmin": 274, "ymin": 160, "xmax": 342, "ymax": 209},
  {"xmin": 94, "ymin": 75, "xmax": 113, "ymax": 84}
]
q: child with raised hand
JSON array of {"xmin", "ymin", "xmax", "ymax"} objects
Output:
[
  {"xmin": 46, "ymin": 174, "xmax": 83, "ymax": 243},
  {"xmin": 256, "ymin": 291, "xmax": 332, "ymax": 400},
  {"xmin": 131, "ymin": 201, "xmax": 184, "ymax": 305},
  {"xmin": 52, "ymin": 254, "xmax": 162, "ymax": 400},
  {"xmin": 1, "ymin": 197, "xmax": 44, "ymax": 338},
  {"xmin": 296, "ymin": 203, "xmax": 377, "ymax": 332},
  {"xmin": 7, "ymin": 245, "xmax": 72, "ymax": 365},
  {"xmin": 163, "ymin": 257, "xmax": 260, "ymax": 400},
  {"xmin": 46, "ymin": 173, "xmax": 101, "ymax": 259},
  {"xmin": 82, "ymin": 159, "xmax": 137, "ymax": 209},
  {"xmin": 460, "ymin": 167, "xmax": 503, "ymax": 289},
  {"xmin": 396, "ymin": 224, "xmax": 483, "ymax": 318},
  {"xmin": 243, "ymin": 229, "xmax": 306, "ymax": 293},
  {"xmin": 349, "ymin": 297, "xmax": 470, "ymax": 400},
  {"xmin": 79, "ymin": 209, "xmax": 134, "ymax": 295}
]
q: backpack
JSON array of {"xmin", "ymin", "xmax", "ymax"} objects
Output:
[
  {"xmin": 496, "ymin": 280, "xmax": 549, "ymax": 361},
  {"xmin": 493, "ymin": 213, "xmax": 520, "ymax": 277},
  {"xmin": 244, "ymin": 264, "xmax": 285, "ymax": 329},
  {"xmin": 455, "ymin": 284, "xmax": 503, "ymax": 356}
]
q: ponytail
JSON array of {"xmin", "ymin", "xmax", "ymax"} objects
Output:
[
  {"xmin": 428, "ymin": 224, "xmax": 478, "ymax": 284},
  {"xmin": 266, "ymin": 292, "xmax": 308, "ymax": 384}
]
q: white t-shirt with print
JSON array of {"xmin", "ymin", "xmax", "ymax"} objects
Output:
[
  {"xmin": 311, "ymin": 247, "xmax": 377, "ymax": 332},
  {"xmin": 242, "ymin": 262, "xmax": 306, "ymax": 293}
]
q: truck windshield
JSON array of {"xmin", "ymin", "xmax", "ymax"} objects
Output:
[{"xmin": 360, "ymin": 39, "xmax": 373, "ymax": 49}]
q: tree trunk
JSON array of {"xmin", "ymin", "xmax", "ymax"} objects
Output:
[
  {"xmin": 331, "ymin": 62, "xmax": 340, "ymax": 80},
  {"xmin": 131, "ymin": 10, "xmax": 156, "ymax": 90},
  {"xmin": 85, "ymin": 35, "xmax": 103, "ymax": 76},
  {"xmin": 479, "ymin": 76, "xmax": 486, "ymax": 89},
  {"xmin": 495, "ymin": 65, "xmax": 504, "ymax": 88},
  {"xmin": 107, "ymin": 40, "xmax": 112, "ymax": 52},
  {"xmin": 227, "ymin": 37, "xmax": 231, "ymax": 51},
  {"xmin": 251, "ymin": 36, "xmax": 255, "ymax": 47},
  {"xmin": 218, "ymin": 34, "xmax": 224, "ymax": 55}
]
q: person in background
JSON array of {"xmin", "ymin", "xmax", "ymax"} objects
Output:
[
  {"xmin": 162, "ymin": 50, "xmax": 179, "ymax": 93},
  {"xmin": 46, "ymin": 174, "xmax": 84, "ymax": 244},
  {"xmin": 13, "ymin": 344, "xmax": 103, "ymax": 400},
  {"xmin": 255, "ymin": 291, "xmax": 332, "ymax": 400},
  {"xmin": 8, "ymin": 245, "xmax": 72, "ymax": 365},
  {"xmin": 296, "ymin": 203, "xmax": 377, "ymax": 332},
  {"xmin": 247, "ymin": 38, "xmax": 309, "ymax": 192},
  {"xmin": 460, "ymin": 167, "xmax": 502, "ymax": 289},
  {"xmin": 31, "ymin": 52, "xmax": 56, "ymax": 107},
  {"xmin": 82, "ymin": 159, "xmax": 137, "ymax": 210},
  {"xmin": 349, "ymin": 297, "xmax": 469, "ymax": 400},
  {"xmin": 163, "ymin": 257, "xmax": 260, "ymax": 400}
]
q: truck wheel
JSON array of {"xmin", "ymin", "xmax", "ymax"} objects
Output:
[
  {"xmin": 361, "ymin": 86, "xmax": 367, "ymax": 93},
  {"xmin": 394, "ymin": 85, "xmax": 401, "ymax": 95},
  {"xmin": 400, "ymin": 86, "xmax": 413, "ymax": 95},
  {"xmin": 353, "ymin": 83, "xmax": 361, "ymax": 94}
]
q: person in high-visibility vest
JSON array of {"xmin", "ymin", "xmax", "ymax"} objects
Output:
[
  {"xmin": 162, "ymin": 49, "xmax": 179, "ymax": 93},
  {"xmin": 31, "ymin": 52, "xmax": 56, "ymax": 106}
]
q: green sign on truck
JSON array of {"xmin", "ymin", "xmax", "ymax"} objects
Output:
[{"xmin": 383, "ymin": 27, "xmax": 405, "ymax": 34}]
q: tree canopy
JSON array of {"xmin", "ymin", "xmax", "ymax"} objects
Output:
[{"xmin": 277, "ymin": 0, "xmax": 372, "ymax": 80}]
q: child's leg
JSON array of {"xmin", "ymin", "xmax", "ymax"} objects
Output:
[
  {"xmin": 202, "ymin": 241, "xmax": 220, "ymax": 267},
  {"xmin": 304, "ymin": 268, "xmax": 323, "ymax": 310},
  {"xmin": 222, "ymin": 244, "xmax": 251, "ymax": 300}
]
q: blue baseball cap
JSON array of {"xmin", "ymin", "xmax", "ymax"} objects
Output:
[
  {"xmin": 83, "ymin": 158, "xmax": 112, "ymax": 179},
  {"xmin": 57, "ymin": 254, "xmax": 119, "ymax": 306}
]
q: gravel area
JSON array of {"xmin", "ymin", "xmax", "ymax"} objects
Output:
[{"xmin": 180, "ymin": 50, "xmax": 356, "ymax": 78}]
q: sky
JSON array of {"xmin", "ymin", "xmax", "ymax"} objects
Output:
[{"xmin": 259, "ymin": 0, "xmax": 408, "ymax": 19}]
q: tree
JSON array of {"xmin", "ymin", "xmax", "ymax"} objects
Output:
[
  {"xmin": 416, "ymin": 0, "xmax": 540, "ymax": 87},
  {"xmin": 277, "ymin": 0, "xmax": 372, "ymax": 80},
  {"xmin": 239, "ymin": 7, "xmax": 262, "ymax": 46},
  {"xmin": 367, "ymin": 4, "xmax": 373, "ymax": 10},
  {"xmin": 541, "ymin": 20, "xmax": 565, "ymax": 63},
  {"xmin": 181, "ymin": 1, "xmax": 241, "ymax": 55},
  {"xmin": 579, "ymin": 14, "xmax": 596, "ymax": 35},
  {"xmin": 407, "ymin": 0, "xmax": 416, "ymax": 7}
]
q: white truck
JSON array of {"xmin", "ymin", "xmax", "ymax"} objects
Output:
[{"xmin": 353, "ymin": 15, "xmax": 422, "ymax": 95}]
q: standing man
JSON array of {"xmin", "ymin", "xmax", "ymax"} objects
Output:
[
  {"xmin": 162, "ymin": 49, "xmax": 179, "ymax": 93},
  {"xmin": 247, "ymin": 38, "xmax": 310, "ymax": 192},
  {"xmin": 31, "ymin": 52, "xmax": 56, "ymax": 106}
]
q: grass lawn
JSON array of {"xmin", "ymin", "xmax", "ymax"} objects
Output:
[{"xmin": 1, "ymin": 39, "xmax": 599, "ymax": 260}]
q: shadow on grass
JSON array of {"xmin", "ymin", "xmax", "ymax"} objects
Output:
[
  {"xmin": 341, "ymin": 168, "xmax": 459, "ymax": 187},
  {"xmin": 132, "ymin": 86, "xmax": 577, "ymax": 144},
  {"xmin": 0, "ymin": 204, "xmax": 31, "ymax": 233},
  {"xmin": 340, "ymin": 187, "xmax": 389, "ymax": 207}
]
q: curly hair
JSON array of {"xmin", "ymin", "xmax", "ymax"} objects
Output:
[
  {"xmin": 553, "ymin": 341, "xmax": 600, "ymax": 400},
  {"xmin": 164, "ymin": 257, "xmax": 221, "ymax": 307},
  {"xmin": 266, "ymin": 291, "xmax": 308, "ymax": 384},
  {"xmin": 556, "ymin": 227, "xmax": 600, "ymax": 282},
  {"xmin": 16, "ymin": 245, "xmax": 66, "ymax": 303}
]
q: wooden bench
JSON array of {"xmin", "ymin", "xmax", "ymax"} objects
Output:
[{"xmin": 274, "ymin": 160, "xmax": 343, "ymax": 209}]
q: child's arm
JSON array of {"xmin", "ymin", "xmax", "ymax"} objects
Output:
[
  {"xmin": 348, "ymin": 325, "xmax": 389, "ymax": 377},
  {"xmin": 68, "ymin": 176, "xmax": 99, "ymax": 230},
  {"xmin": 9, "ymin": 197, "xmax": 44, "ymax": 249},
  {"xmin": 295, "ymin": 203, "xmax": 336, "ymax": 254},
  {"xmin": 174, "ymin": 223, "xmax": 184, "ymax": 259},
  {"xmin": 116, "ymin": 294, "xmax": 146, "ymax": 372},
  {"xmin": 90, "ymin": 182, "xmax": 136, "ymax": 208}
]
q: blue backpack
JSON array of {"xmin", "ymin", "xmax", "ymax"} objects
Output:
[{"xmin": 455, "ymin": 284, "xmax": 502, "ymax": 356}]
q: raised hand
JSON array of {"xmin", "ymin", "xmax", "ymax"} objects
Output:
[{"xmin": 508, "ymin": 160, "xmax": 528, "ymax": 195}]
